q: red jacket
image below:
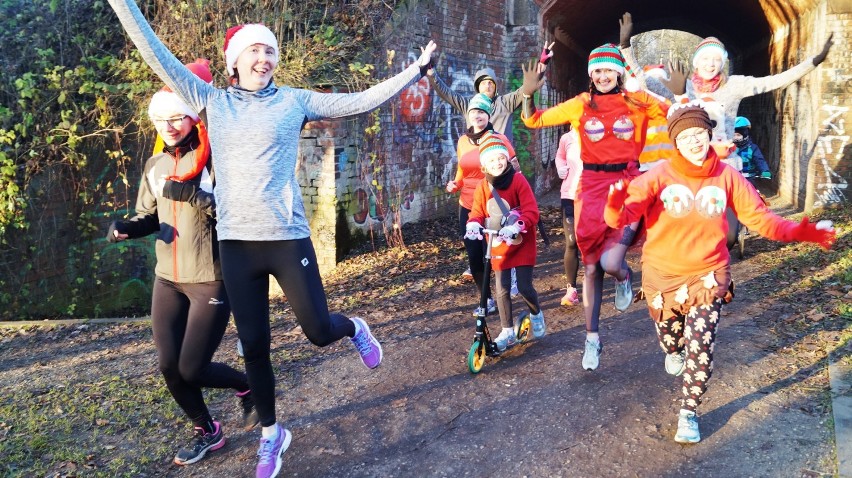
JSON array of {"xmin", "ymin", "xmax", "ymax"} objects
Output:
[{"xmin": 467, "ymin": 173, "xmax": 540, "ymax": 271}]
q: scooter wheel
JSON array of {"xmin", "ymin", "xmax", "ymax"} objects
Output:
[
  {"xmin": 516, "ymin": 311, "xmax": 532, "ymax": 344},
  {"xmin": 468, "ymin": 340, "xmax": 486, "ymax": 373}
]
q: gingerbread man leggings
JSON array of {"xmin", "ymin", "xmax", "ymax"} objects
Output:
[{"xmin": 652, "ymin": 298, "xmax": 724, "ymax": 412}]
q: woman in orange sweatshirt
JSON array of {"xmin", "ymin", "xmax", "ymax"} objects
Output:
[{"xmin": 604, "ymin": 101, "xmax": 836, "ymax": 444}]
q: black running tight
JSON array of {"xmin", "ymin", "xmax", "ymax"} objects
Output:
[
  {"xmin": 219, "ymin": 239, "xmax": 356, "ymax": 427},
  {"xmin": 561, "ymin": 199, "xmax": 580, "ymax": 287},
  {"xmin": 459, "ymin": 206, "xmax": 491, "ymax": 300},
  {"xmin": 151, "ymin": 277, "xmax": 249, "ymax": 428}
]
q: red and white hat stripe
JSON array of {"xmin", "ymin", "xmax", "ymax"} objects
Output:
[{"xmin": 223, "ymin": 24, "xmax": 279, "ymax": 76}]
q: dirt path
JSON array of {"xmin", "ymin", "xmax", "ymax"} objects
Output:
[{"xmin": 1, "ymin": 201, "xmax": 846, "ymax": 478}]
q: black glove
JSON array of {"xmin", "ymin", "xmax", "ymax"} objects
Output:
[
  {"xmin": 521, "ymin": 59, "xmax": 544, "ymax": 96},
  {"xmin": 813, "ymin": 33, "xmax": 834, "ymax": 66},
  {"xmin": 619, "ymin": 12, "xmax": 633, "ymax": 48},
  {"xmin": 661, "ymin": 59, "xmax": 688, "ymax": 95},
  {"xmin": 106, "ymin": 220, "xmax": 127, "ymax": 243},
  {"xmin": 162, "ymin": 179, "xmax": 199, "ymax": 203}
]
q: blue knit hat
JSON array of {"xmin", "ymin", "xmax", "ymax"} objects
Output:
[{"xmin": 467, "ymin": 93, "xmax": 494, "ymax": 116}]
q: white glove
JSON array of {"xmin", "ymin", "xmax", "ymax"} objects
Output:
[
  {"xmin": 556, "ymin": 165, "xmax": 568, "ymax": 179},
  {"xmin": 498, "ymin": 223, "xmax": 521, "ymax": 242},
  {"xmin": 465, "ymin": 222, "xmax": 484, "ymax": 240},
  {"xmin": 418, "ymin": 40, "xmax": 437, "ymax": 67},
  {"xmin": 815, "ymin": 220, "xmax": 834, "ymax": 232}
]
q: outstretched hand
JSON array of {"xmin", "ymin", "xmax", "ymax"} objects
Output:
[
  {"xmin": 791, "ymin": 216, "xmax": 836, "ymax": 249},
  {"xmin": 661, "ymin": 59, "xmax": 688, "ymax": 95},
  {"xmin": 539, "ymin": 41, "xmax": 555, "ymax": 65},
  {"xmin": 814, "ymin": 33, "xmax": 834, "ymax": 66},
  {"xmin": 619, "ymin": 12, "xmax": 633, "ymax": 48},
  {"xmin": 521, "ymin": 59, "xmax": 545, "ymax": 95},
  {"xmin": 418, "ymin": 40, "xmax": 438, "ymax": 67}
]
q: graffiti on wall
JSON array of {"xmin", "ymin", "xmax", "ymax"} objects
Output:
[{"xmin": 814, "ymin": 103, "xmax": 850, "ymax": 207}]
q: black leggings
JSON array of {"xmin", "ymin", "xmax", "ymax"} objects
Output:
[
  {"xmin": 219, "ymin": 239, "xmax": 356, "ymax": 427},
  {"xmin": 561, "ymin": 199, "xmax": 580, "ymax": 287},
  {"xmin": 459, "ymin": 206, "xmax": 491, "ymax": 300},
  {"xmin": 151, "ymin": 277, "xmax": 249, "ymax": 428}
]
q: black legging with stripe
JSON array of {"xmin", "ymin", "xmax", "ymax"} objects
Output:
[
  {"xmin": 151, "ymin": 277, "xmax": 249, "ymax": 428},
  {"xmin": 219, "ymin": 239, "xmax": 356, "ymax": 427}
]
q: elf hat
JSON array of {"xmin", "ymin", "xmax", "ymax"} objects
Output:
[
  {"xmin": 223, "ymin": 24, "xmax": 279, "ymax": 76},
  {"xmin": 148, "ymin": 59, "xmax": 213, "ymax": 122},
  {"xmin": 479, "ymin": 133, "xmax": 510, "ymax": 163},
  {"xmin": 692, "ymin": 37, "xmax": 728, "ymax": 68},
  {"xmin": 588, "ymin": 43, "xmax": 625, "ymax": 76},
  {"xmin": 467, "ymin": 93, "xmax": 494, "ymax": 116}
]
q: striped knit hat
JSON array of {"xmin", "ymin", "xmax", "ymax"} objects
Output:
[
  {"xmin": 479, "ymin": 133, "xmax": 510, "ymax": 162},
  {"xmin": 692, "ymin": 37, "xmax": 728, "ymax": 68},
  {"xmin": 467, "ymin": 92, "xmax": 494, "ymax": 116},
  {"xmin": 588, "ymin": 43, "xmax": 626, "ymax": 76}
]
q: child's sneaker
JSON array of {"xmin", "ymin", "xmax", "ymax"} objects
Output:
[
  {"xmin": 494, "ymin": 328, "xmax": 517, "ymax": 351},
  {"xmin": 236, "ymin": 390, "xmax": 260, "ymax": 431},
  {"xmin": 530, "ymin": 310, "xmax": 546, "ymax": 338},
  {"xmin": 561, "ymin": 286, "xmax": 580, "ymax": 306},
  {"xmin": 664, "ymin": 350, "xmax": 686, "ymax": 376},
  {"xmin": 510, "ymin": 269, "xmax": 519, "ymax": 297},
  {"xmin": 674, "ymin": 409, "xmax": 701, "ymax": 443},
  {"xmin": 462, "ymin": 267, "xmax": 473, "ymax": 280},
  {"xmin": 582, "ymin": 338, "xmax": 603, "ymax": 371},
  {"xmin": 471, "ymin": 298, "xmax": 497, "ymax": 317},
  {"xmin": 614, "ymin": 267, "xmax": 634, "ymax": 312},
  {"xmin": 350, "ymin": 317, "xmax": 383, "ymax": 369},
  {"xmin": 256, "ymin": 424, "xmax": 292, "ymax": 478},
  {"xmin": 173, "ymin": 421, "xmax": 225, "ymax": 465}
]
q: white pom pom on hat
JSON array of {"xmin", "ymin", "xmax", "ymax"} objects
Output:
[
  {"xmin": 148, "ymin": 59, "xmax": 213, "ymax": 122},
  {"xmin": 223, "ymin": 24, "xmax": 279, "ymax": 76}
]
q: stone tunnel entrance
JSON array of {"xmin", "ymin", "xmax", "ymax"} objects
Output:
[{"xmin": 531, "ymin": 0, "xmax": 851, "ymax": 210}]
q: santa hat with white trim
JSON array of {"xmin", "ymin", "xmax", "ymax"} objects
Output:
[
  {"xmin": 147, "ymin": 59, "xmax": 213, "ymax": 122},
  {"xmin": 223, "ymin": 24, "xmax": 279, "ymax": 76}
]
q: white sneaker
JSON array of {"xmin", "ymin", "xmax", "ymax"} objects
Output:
[
  {"xmin": 472, "ymin": 298, "xmax": 497, "ymax": 317},
  {"xmin": 614, "ymin": 268, "xmax": 634, "ymax": 312},
  {"xmin": 510, "ymin": 269, "xmax": 519, "ymax": 297},
  {"xmin": 674, "ymin": 409, "xmax": 700, "ymax": 443},
  {"xmin": 582, "ymin": 339, "xmax": 602, "ymax": 371},
  {"xmin": 494, "ymin": 328, "xmax": 517, "ymax": 351},
  {"xmin": 665, "ymin": 350, "xmax": 686, "ymax": 376},
  {"xmin": 530, "ymin": 310, "xmax": 546, "ymax": 338}
]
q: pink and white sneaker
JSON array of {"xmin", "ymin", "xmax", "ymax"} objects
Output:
[
  {"xmin": 561, "ymin": 286, "xmax": 580, "ymax": 306},
  {"xmin": 350, "ymin": 317, "xmax": 383, "ymax": 369}
]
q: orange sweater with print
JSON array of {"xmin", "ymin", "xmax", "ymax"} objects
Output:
[
  {"xmin": 606, "ymin": 150, "xmax": 799, "ymax": 276},
  {"xmin": 522, "ymin": 91, "xmax": 668, "ymax": 167}
]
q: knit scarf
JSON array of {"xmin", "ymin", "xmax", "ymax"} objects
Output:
[
  {"xmin": 465, "ymin": 123, "xmax": 495, "ymax": 145},
  {"xmin": 670, "ymin": 147, "xmax": 721, "ymax": 178},
  {"xmin": 163, "ymin": 124, "xmax": 211, "ymax": 181},
  {"xmin": 485, "ymin": 164, "xmax": 516, "ymax": 190},
  {"xmin": 690, "ymin": 72, "xmax": 723, "ymax": 94}
]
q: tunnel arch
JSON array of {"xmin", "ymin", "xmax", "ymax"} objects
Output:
[{"xmin": 528, "ymin": 0, "xmax": 845, "ymax": 210}]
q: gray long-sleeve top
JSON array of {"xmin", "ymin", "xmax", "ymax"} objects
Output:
[
  {"xmin": 109, "ymin": 0, "xmax": 421, "ymax": 241},
  {"xmin": 621, "ymin": 46, "xmax": 816, "ymax": 145}
]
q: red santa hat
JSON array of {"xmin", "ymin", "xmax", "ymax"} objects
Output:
[
  {"xmin": 643, "ymin": 64, "xmax": 670, "ymax": 81},
  {"xmin": 223, "ymin": 24, "xmax": 279, "ymax": 76},
  {"xmin": 148, "ymin": 59, "xmax": 213, "ymax": 122}
]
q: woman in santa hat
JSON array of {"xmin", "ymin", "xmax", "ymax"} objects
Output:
[
  {"xmin": 106, "ymin": 1, "xmax": 435, "ymax": 477},
  {"xmin": 106, "ymin": 59, "xmax": 258, "ymax": 466},
  {"xmin": 522, "ymin": 44, "xmax": 677, "ymax": 373}
]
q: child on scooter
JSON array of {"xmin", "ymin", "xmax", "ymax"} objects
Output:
[{"xmin": 465, "ymin": 134, "xmax": 544, "ymax": 351}]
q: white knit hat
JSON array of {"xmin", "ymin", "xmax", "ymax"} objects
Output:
[{"xmin": 223, "ymin": 24, "xmax": 279, "ymax": 76}]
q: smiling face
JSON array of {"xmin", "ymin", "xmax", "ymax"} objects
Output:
[
  {"xmin": 235, "ymin": 43, "xmax": 277, "ymax": 91},
  {"xmin": 591, "ymin": 68, "xmax": 619, "ymax": 93},
  {"xmin": 152, "ymin": 114, "xmax": 196, "ymax": 147},
  {"xmin": 675, "ymin": 127, "xmax": 711, "ymax": 165},
  {"xmin": 467, "ymin": 109, "xmax": 490, "ymax": 131},
  {"xmin": 694, "ymin": 50, "xmax": 724, "ymax": 81},
  {"xmin": 482, "ymin": 151, "xmax": 509, "ymax": 176},
  {"xmin": 477, "ymin": 79, "xmax": 496, "ymax": 98}
]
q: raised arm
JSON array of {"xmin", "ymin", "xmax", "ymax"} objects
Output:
[
  {"xmin": 107, "ymin": 0, "xmax": 216, "ymax": 114},
  {"xmin": 299, "ymin": 40, "xmax": 437, "ymax": 121},
  {"xmin": 427, "ymin": 64, "xmax": 469, "ymax": 117}
]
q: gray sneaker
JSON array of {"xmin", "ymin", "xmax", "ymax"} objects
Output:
[
  {"xmin": 665, "ymin": 350, "xmax": 686, "ymax": 376},
  {"xmin": 614, "ymin": 268, "xmax": 633, "ymax": 312},
  {"xmin": 674, "ymin": 409, "xmax": 701, "ymax": 443},
  {"xmin": 582, "ymin": 339, "xmax": 602, "ymax": 371}
]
